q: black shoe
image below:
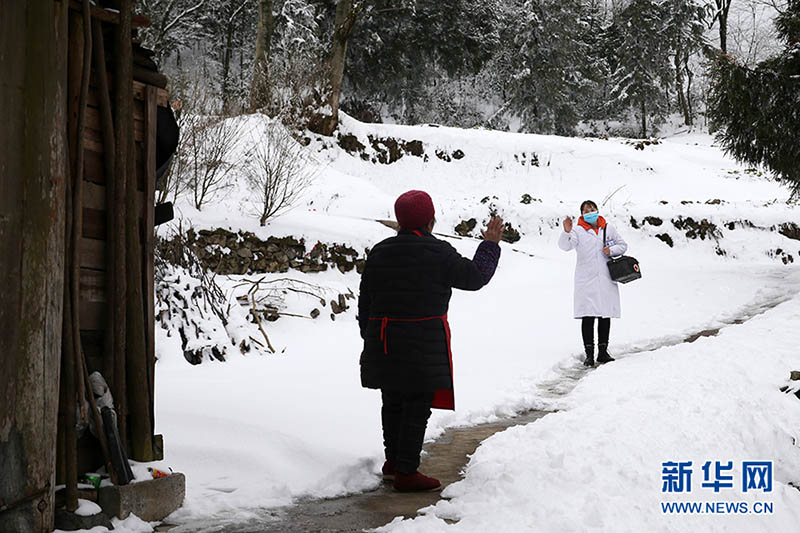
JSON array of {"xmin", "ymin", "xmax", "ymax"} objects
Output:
[
  {"xmin": 583, "ymin": 344, "xmax": 595, "ymax": 367},
  {"xmin": 597, "ymin": 343, "xmax": 615, "ymax": 364}
]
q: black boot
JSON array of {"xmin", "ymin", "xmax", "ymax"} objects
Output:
[
  {"xmin": 583, "ymin": 344, "xmax": 595, "ymax": 367},
  {"xmin": 597, "ymin": 343, "xmax": 615, "ymax": 364}
]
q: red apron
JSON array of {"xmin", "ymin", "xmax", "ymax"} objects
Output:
[{"xmin": 368, "ymin": 314, "xmax": 455, "ymax": 410}]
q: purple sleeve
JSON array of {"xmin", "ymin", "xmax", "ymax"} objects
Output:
[{"xmin": 472, "ymin": 240, "xmax": 501, "ymax": 286}]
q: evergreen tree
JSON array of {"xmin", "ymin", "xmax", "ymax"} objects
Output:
[
  {"xmin": 603, "ymin": 0, "xmax": 675, "ymax": 137},
  {"xmin": 506, "ymin": 0, "xmax": 604, "ymax": 134},
  {"xmin": 342, "ymin": 0, "xmax": 502, "ymax": 124},
  {"xmin": 707, "ymin": 1, "xmax": 800, "ymax": 195}
]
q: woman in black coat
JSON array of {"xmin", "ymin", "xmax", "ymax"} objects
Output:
[{"xmin": 359, "ymin": 190, "xmax": 503, "ymax": 491}]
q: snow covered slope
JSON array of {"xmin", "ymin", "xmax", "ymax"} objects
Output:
[{"xmin": 151, "ymin": 113, "xmax": 800, "ymax": 529}]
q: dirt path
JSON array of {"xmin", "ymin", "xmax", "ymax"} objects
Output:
[{"xmin": 161, "ymin": 283, "xmax": 793, "ymax": 533}]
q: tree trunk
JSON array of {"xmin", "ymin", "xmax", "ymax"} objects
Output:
[
  {"xmin": 311, "ymin": 0, "xmax": 361, "ymax": 136},
  {"xmin": 222, "ymin": 21, "xmax": 235, "ymax": 111},
  {"xmin": 717, "ymin": 0, "xmax": 730, "ymax": 54},
  {"xmin": 674, "ymin": 47, "xmax": 691, "ymax": 126},
  {"xmin": 250, "ymin": 0, "xmax": 274, "ymax": 112},
  {"xmin": 222, "ymin": 2, "xmax": 246, "ymax": 113},
  {"xmin": 685, "ymin": 52, "xmax": 694, "ymax": 125},
  {"xmin": 239, "ymin": 48, "xmax": 245, "ymax": 97},
  {"xmin": 640, "ymin": 96, "xmax": 647, "ymax": 138},
  {"xmin": 0, "ymin": 1, "xmax": 68, "ymax": 531}
]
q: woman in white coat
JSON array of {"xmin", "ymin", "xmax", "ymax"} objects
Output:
[{"xmin": 558, "ymin": 200, "xmax": 628, "ymax": 366}]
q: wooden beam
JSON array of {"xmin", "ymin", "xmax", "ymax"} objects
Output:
[
  {"xmin": 85, "ymin": 107, "xmax": 146, "ymax": 145},
  {"xmin": 79, "ymin": 301, "xmax": 107, "ymax": 331},
  {"xmin": 80, "ymin": 238, "xmax": 106, "ymax": 270},
  {"xmin": 68, "ymin": 1, "xmax": 151, "ymax": 28},
  {"xmin": 134, "ymin": 82, "xmax": 169, "ymax": 107},
  {"xmin": 90, "ymin": 16, "xmax": 116, "ymax": 394},
  {"xmin": 83, "ymin": 206, "xmax": 146, "ymax": 240},
  {"xmin": 113, "ymin": 0, "xmax": 131, "ymax": 455},
  {"xmin": 0, "ymin": 0, "xmax": 68, "ymax": 529},
  {"xmin": 65, "ymin": 0, "xmax": 94, "ymax": 511},
  {"xmin": 79, "ymin": 268, "xmax": 106, "ymax": 303},
  {"xmin": 144, "ymin": 86, "xmax": 157, "ymax": 440},
  {"xmin": 88, "ymin": 82, "xmax": 168, "ymax": 109},
  {"xmin": 122, "ymin": 0, "xmax": 153, "ymax": 462},
  {"xmin": 82, "ymin": 207, "xmax": 106, "ymax": 240},
  {"xmin": 133, "ymin": 65, "xmax": 168, "ymax": 89}
]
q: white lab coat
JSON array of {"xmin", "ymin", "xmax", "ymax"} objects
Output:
[{"xmin": 558, "ymin": 222, "xmax": 628, "ymax": 319}]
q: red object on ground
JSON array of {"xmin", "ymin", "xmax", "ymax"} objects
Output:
[
  {"xmin": 382, "ymin": 460, "xmax": 396, "ymax": 481},
  {"xmin": 149, "ymin": 468, "xmax": 169, "ymax": 479},
  {"xmin": 393, "ymin": 471, "xmax": 442, "ymax": 492}
]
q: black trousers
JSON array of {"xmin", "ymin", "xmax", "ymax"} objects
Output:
[
  {"xmin": 381, "ymin": 389, "xmax": 434, "ymax": 475},
  {"xmin": 581, "ymin": 316, "xmax": 610, "ymax": 346}
]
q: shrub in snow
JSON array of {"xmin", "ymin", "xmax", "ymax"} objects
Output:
[
  {"xmin": 156, "ymin": 267, "xmax": 251, "ymax": 364},
  {"xmin": 181, "ymin": 114, "xmax": 245, "ymax": 210},
  {"xmin": 245, "ymin": 120, "xmax": 319, "ymax": 225},
  {"xmin": 155, "ymin": 226, "xmax": 256, "ymax": 363}
]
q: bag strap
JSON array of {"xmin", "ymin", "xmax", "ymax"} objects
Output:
[{"xmin": 604, "ymin": 225, "xmax": 616, "ymax": 261}]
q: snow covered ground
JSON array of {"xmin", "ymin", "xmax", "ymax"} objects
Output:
[
  {"xmin": 137, "ymin": 114, "xmax": 800, "ymax": 531},
  {"xmin": 381, "ymin": 274, "xmax": 800, "ymax": 533}
]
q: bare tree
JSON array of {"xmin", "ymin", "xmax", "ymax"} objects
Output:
[
  {"xmin": 245, "ymin": 121, "xmax": 319, "ymax": 225},
  {"xmin": 705, "ymin": 0, "xmax": 734, "ymax": 53},
  {"xmin": 727, "ymin": 0, "xmax": 785, "ymax": 65},
  {"xmin": 158, "ymin": 76, "xmax": 217, "ymax": 205},
  {"xmin": 139, "ymin": 0, "xmax": 207, "ymax": 61},
  {"xmin": 181, "ymin": 112, "xmax": 244, "ymax": 210}
]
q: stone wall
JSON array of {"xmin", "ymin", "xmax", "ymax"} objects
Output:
[{"xmin": 158, "ymin": 228, "xmax": 367, "ymax": 276}]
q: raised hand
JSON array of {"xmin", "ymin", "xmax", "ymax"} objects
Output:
[
  {"xmin": 563, "ymin": 216, "xmax": 573, "ymax": 233},
  {"xmin": 481, "ymin": 216, "xmax": 504, "ymax": 243}
]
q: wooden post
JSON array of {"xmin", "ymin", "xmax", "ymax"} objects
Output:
[
  {"xmin": 59, "ymin": 290, "xmax": 78, "ymax": 512},
  {"xmin": 92, "ymin": 17, "xmax": 117, "ymax": 394},
  {"xmin": 113, "ymin": 0, "xmax": 131, "ymax": 451},
  {"xmin": 144, "ymin": 87, "xmax": 158, "ymax": 437},
  {"xmin": 0, "ymin": 0, "xmax": 68, "ymax": 531},
  {"xmin": 117, "ymin": 0, "xmax": 154, "ymax": 462},
  {"xmin": 72, "ymin": 0, "xmax": 94, "ymax": 436},
  {"xmin": 62, "ymin": 2, "xmax": 93, "ymax": 511}
]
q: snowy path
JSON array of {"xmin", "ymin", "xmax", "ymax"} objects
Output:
[
  {"xmin": 534, "ymin": 272, "xmax": 795, "ymax": 406},
  {"xmin": 159, "ymin": 275, "xmax": 797, "ymax": 533}
]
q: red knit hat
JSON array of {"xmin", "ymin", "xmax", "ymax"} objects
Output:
[{"xmin": 394, "ymin": 190, "xmax": 435, "ymax": 230}]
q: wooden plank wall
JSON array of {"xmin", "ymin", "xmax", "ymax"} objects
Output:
[{"xmin": 79, "ymin": 76, "xmax": 166, "ymax": 380}]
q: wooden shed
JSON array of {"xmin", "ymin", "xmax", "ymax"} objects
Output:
[{"xmin": 1, "ymin": 1, "xmax": 177, "ymax": 530}]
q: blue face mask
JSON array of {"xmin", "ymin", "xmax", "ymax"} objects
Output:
[{"xmin": 583, "ymin": 211, "xmax": 599, "ymax": 224}]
